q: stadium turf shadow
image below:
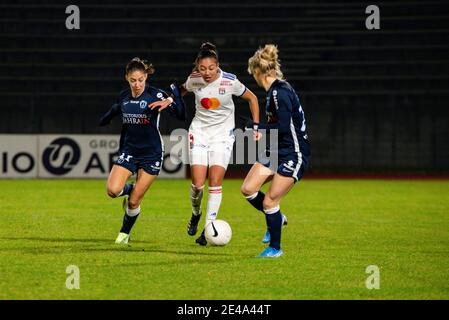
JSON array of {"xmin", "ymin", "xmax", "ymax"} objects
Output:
[
  {"xmin": 82, "ymin": 247, "xmax": 235, "ymax": 257},
  {"xmin": 0, "ymin": 236, "xmax": 240, "ymax": 257},
  {"xmin": 0, "ymin": 236, "xmax": 151, "ymax": 244}
]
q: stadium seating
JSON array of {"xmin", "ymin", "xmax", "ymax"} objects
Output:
[{"xmin": 1, "ymin": 0, "xmax": 448, "ymax": 172}]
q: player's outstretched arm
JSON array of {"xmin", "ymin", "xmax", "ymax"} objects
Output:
[
  {"xmin": 249, "ymin": 89, "xmax": 292, "ymax": 134},
  {"xmin": 148, "ymin": 97, "xmax": 173, "ymax": 112},
  {"xmin": 99, "ymin": 103, "xmax": 121, "ymax": 126},
  {"xmin": 148, "ymin": 85, "xmax": 186, "ymax": 121},
  {"xmin": 239, "ymin": 88, "xmax": 261, "ymax": 140},
  {"xmin": 166, "ymin": 82, "xmax": 187, "ymax": 120}
]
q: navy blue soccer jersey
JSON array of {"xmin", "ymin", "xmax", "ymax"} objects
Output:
[
  {"xmin": 100, "ymin": 85, "xmax": 182, "ymax": 157},
  {"xmin": 259, "ymin": 79, "xmax": 311, "ymax": 160}
]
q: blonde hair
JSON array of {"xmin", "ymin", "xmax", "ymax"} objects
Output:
[{"xmin": 247, "ymin": 44, "xmax": 284, "ymax": 79}]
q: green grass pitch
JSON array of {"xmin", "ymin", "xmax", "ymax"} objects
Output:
[{"xmin": 0, "ymin": 179, "xmax": 448, "ymax": 299}]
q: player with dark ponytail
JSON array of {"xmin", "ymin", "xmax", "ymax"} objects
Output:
[
  {"xmin": 157, "ymin": 42, "xmax": 261, "ymax": 246},
  {"xmin": 100, "ymin": 57, "xmax": 186, "ymax": 244}
]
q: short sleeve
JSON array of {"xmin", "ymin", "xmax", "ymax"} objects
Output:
[
  {"xmin": 183, "ymin": 76, "xmax": 194, "ymax": 92},
  {"xmin": 183, "ymin": 72, "xmax": 204, "ymax": 92},
  {"xmin": 231, "ymin": 77, "xmax": 247, "ymax": 97}
]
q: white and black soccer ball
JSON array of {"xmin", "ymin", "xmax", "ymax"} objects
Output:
[{"xmin": 204, "ymin": 220, "xmax": 232, "ymax": 246}]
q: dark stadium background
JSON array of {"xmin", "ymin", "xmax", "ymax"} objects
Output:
[{"xmin": 1, "ymin": 0, "xmax": 448, "ymax": 176}]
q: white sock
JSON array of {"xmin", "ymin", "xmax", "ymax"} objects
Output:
[
  {"xmin": 263, "ymin": 205, "xmax": 280, "ymax": 215},
  {"xmin": 245, "ymin": 192, "xmax": 258, "ymax": 200},
  {"xmin": 190, "ymin": 184, "xmax": 204, "ymax": 216},
  {"xmin": 126, "ymin": 206, "xmax": 141, "ymax": 217},
  {"xmin": 205, "ymin": 186, "xmax": 222, "ymax": 226}
]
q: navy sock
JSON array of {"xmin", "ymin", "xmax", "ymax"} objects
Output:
[
  {"xmin": 120, "ymin": 213, "xmax": 139, "ymax": 234},
  {"xmin": 120, "ymin": 183, "xmax": 134, "ymax": 197},
  {"xmin": 246, "ymin": 191, "xmax": 265, "ymax": 212},
  {"xmin": 265, "ymin": 210, "xmax": 283, "ymax": 250}
]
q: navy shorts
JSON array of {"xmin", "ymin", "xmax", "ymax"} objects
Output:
[
  {"xmin": 261, "ymin": 152, "xmax": 310, "ymax": 183},
  {"xmin": 115, "ymin": 152, "xmax": 163, "ymax": 176}
]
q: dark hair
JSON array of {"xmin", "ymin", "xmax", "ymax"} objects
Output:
[
  {"xmin": 195, "ymin": 42, "xmax": 219, "ymax": 65},
  {"xmin": 125, "ymin": 57, "xmax": 155, "ymax": 75}
]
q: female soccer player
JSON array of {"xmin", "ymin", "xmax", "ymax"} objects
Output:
[
  {"xmin": 100, "ymin": 57, "xmax": 185, "ymax": 244},
  {"xmin": 159, "ymin": 42, "xmax": 260, "ymax": 245},
  {"xmin": 241, "ymin": 45, "xmax": 311, "ymax": 257}
]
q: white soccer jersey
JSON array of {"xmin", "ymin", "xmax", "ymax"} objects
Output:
[{"xmin": 184, "ymin": 69, "xmax": 247, "ymax": 135}]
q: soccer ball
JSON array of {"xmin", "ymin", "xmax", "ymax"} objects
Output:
[{"xmin": 204, "ymin": 220, "xmax": 232, "ymax": 246}]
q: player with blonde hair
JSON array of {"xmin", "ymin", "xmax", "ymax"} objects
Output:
[{"xmin": 241, "ymin": 45, "xmax": 311, "ymax": 257}]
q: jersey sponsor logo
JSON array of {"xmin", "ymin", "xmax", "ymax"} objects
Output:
[
  {"xmin": 122, "ymin": 113, "xmax": 150, "ymax": 125},
  {"xmin": 200, "ymin": 97, "xmax": 221, "ymax": 110},
  {"xmin": 191, "ymin": 82, "xmax": 204, "ymax": 87},
  {"xmin": 219, "ymin": 88, "xmax": 226, "ymax": 95},
  {"xmin": 124, "ymin": 100, "xmax": 140, "ymax": 105},
  {"xmin": 139, "ymin": 100, "xmax": 147, "ymax": 109},
  {"xmin": 42, "ymin": 137, "xmax": 81, "ymax": 175},
  {"xmin": 219, "ymin": 80, "xmax": 232, "ymax": 86},
  {"xmin": 272, "ymin": 90, "xmax": 279, "ymax": 110}
]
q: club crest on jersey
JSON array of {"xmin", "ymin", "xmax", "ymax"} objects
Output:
[
  {"xmin": 219, "ymin": 88, "xmax": 226, "ymax": 95},
  {"xmin": 140, "ymin": 100, "xmax": 147, "ymax": 109}
]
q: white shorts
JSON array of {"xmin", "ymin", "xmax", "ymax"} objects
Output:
[{"xmin": 188, "ymin": 129, "xmax": 235, "ymax": 169}]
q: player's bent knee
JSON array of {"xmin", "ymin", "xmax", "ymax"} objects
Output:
[
  {"xmin": 209, "ymin": 180, "xmax": 222, "ymax": 188},
  {"xmin": 107, "ymin": 187, "xmax": 121, "ymax": 198},
  {"xmin": 240, "ymin": 184, "xmax": 254, "ymax": 197}
]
